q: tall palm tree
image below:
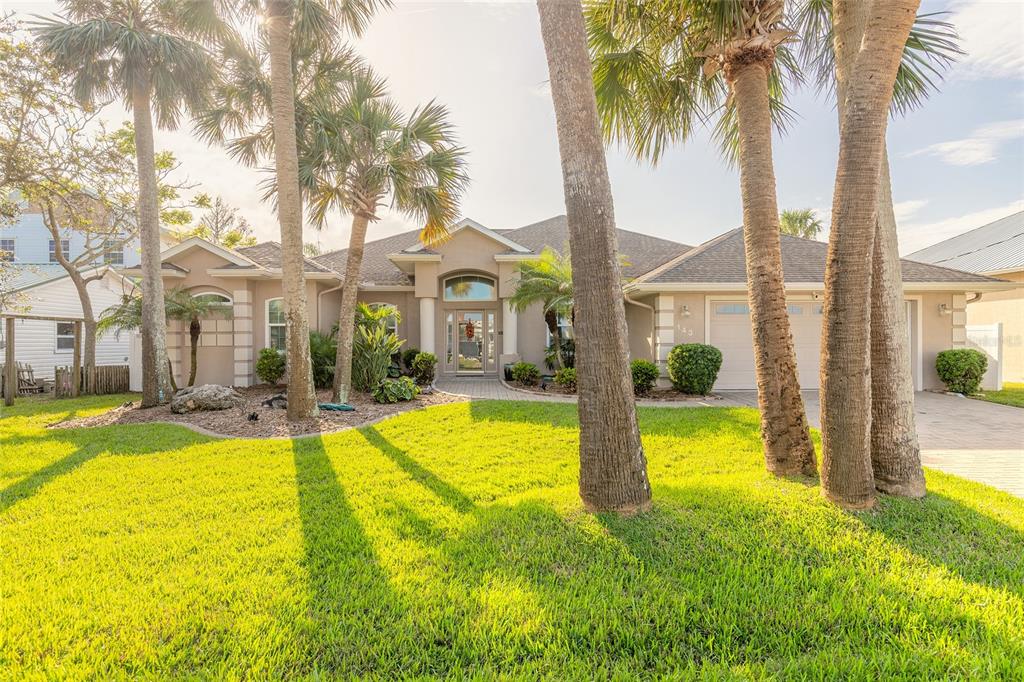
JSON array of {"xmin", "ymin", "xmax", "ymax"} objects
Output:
[
  {"xmin": 508, "ymin": 247, "xmax": 574, "ymax": 369},
  {"xmin": 779, "ymin": 209, "xmax": 823, "ymax": 239},
  {"xmin": 32, "ymin": 0, "xmax": 223, "ymax": 407},
  {"xmin": 537, "ymin": 0, "xmax": 652, "ymax": 514},
  {"xmin": 588, "ymin": 0, "xmax": 817, "ymax": 477},
  {"xmin": 302, "ymin": 67, "xmax": 467, "ymax": 403},
  {"xmin": 796, "ymin": 1, "xmax": 960, "ymax": 499},
  {"xmin": 818, "ymin": 0, "xmax": 920, "ymax": 509}
]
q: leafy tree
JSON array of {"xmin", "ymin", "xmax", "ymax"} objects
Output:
[
  {"xmin": 180, "ymin": 195, "xmax": 257, "ymax": 248},
  {"xmin": 508, "ymin": 247, "xmax": 574, "ymax": 369},
  {"xmin": 33, "ymin": 0, "xmax": 224, "ymax": 406},
  {"xmin": 779, "ymin": 209, "xmax": 824, "ymax": 239},
  {"xmin": 538, "ymin": 0, "xmax": 652, "ymax": 514}
]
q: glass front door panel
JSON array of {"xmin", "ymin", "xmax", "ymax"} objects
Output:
[{"xmin": 457, "ymin": 311, "xmax": 484, "ymax": 373}]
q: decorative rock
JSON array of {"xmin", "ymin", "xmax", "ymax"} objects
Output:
[
  {"xmin": 261, "ymin": 393, "xmax": 288, "ymax": 409},
  {"xmin": 170, "ymin": 384, "xmax": 244, "ymax": 414}
]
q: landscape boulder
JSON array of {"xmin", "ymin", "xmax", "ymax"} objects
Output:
[{"xmin": 170, "ymin": 385, "xmax": 244, "ymax": 414}]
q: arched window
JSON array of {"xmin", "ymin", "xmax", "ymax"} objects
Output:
[
  {"xmin": 443, "ymin": 275, "xmax": 496, "ymax": 302},
  {"xmin": 266, "ymin": 298, "xmax": 285, "ymax": 351},
  {"xmin": 192, "ymin": 291, "xmax": 232, "ymax": 307},
  {"xmin": 368, "ymin": 303, "xmax": 399, "ymax": 335}
]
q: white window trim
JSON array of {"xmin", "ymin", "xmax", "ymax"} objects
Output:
[
  {"xmin": 442, "ymin": 274, "xmax": 497, "ymax": 302},
  {"xmin": 266, "ymin": 297, "xmax": 285, "ymax": 351},
  {"xmin": 55, "ymin": 321, "xmax": 75, "ymax": 353},
  {"xmin": 0, "ymin": 238, "xmax": 15, "ymax": 261},
  {"xmin": 191, "ymin": 290, "xmax": 233, "ymax": 305},
  {"xmin": 544, "ymin": 313, "xmax": 574, "ymax": 346}
]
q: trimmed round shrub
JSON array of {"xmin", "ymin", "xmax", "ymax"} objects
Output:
[
  {"xmin": 255, "ymin": 347, "xmax": 286, "ymax": 385},
  {"xmin": 667, "ymin": 343, "xmax": 722, "ymax": 395},
  {"xmin": 553, "ymin": 367, "xmax": 577, "ymax": 392},
  {"xmin": 410, "ymin": 351, "xmax": 438, "ymax": 386},
  {"xmin": 935, "ymin": 348, "xmax": 987, "ymax": 395},
  {"xmin": 402, "ymin": 347, "xmax": 420, "ymax": 371},
  {"xmin": 511, "ymin": 361, "xmax": 541, "ymax": 386},
  {"xmin": 631, "ymin": 359, "xmax": 660, "ymax": 396},
  {"xmin": 373, "ymin": 376, "xmax": 420, "ymax": 404}
]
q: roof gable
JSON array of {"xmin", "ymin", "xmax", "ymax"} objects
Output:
[
  {"xmin": 403, "ymin": 218, "xmax": 532, "ymax": 254},
  {"xmin": 161, "ymin": 237, "xmax": 259, "ymax": 268},
  {"xmin": 906, "ymin": 210, "xmax": 1024, "ymax": 274}
]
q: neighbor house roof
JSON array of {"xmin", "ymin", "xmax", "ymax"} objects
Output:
[
  {"xmin": 313, "ymin": 215, "xmax": 694, "ymax": 285},
  {"xmin": 5, "ymin": 264, "xmax": 70, "ymax": 292},
  {"xmin": 905, "ymin": 210, "xmax": 1024, "ymax": 275},
  {"xmin": 632, "ymin": 228, "xmax": 1006, "ymax": 288}
]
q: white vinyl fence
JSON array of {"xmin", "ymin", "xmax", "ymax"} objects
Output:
[{"xmin": 966, "ymin": 323, "xmax": 1002, "ymax": 391}]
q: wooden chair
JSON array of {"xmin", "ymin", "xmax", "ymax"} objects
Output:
[{"xmin": 16, "ymin": 363, "xmax": 45, "ymax": 395}]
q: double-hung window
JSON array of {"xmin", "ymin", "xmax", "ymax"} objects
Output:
[{"xmin": 49, "ymin": 239, "xmax": 70, "ymax": 263}]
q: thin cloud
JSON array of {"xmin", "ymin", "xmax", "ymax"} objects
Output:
[
  {"xmin": 906, "ymin": 119, "xmax": 1023, "ymax": 166},
  {"xmin": 898, "ymin": 199, "xmax": 1024, "ymax": 255},
  {"xmin": 893, "ymin": 199, "xmax": 929, "ymax": 223},
  {"xmin": 948, "ymin": 0, "xmax": 1024, "ymax": 81}
]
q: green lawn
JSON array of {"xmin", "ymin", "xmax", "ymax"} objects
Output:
[
  {"xmin": 2, "ymin": 395, "xmax": 1023, "ymax": 678},
  {"xmin": 974, "ymin": 381, "xmax": 1024, "ymax": 408}
]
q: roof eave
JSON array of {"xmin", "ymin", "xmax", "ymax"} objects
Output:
[{"xmin": 626, "ymin": 281, "xmax": 1016, "ymax": 293}]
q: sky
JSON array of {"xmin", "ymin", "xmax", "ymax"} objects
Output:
[{"xmin": 4, "ymin": 0, "xmax": 1023, "ymax": 256}]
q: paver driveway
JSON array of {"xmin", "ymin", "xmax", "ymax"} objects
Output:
[{"xmin": 436, "ymin": 378, "xmax": 1024, "ymax": 497}]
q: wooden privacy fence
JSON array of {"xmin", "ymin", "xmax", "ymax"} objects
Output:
[{"xmin": 55, "ymin": 365, "xmax": 130, "ymax": 397}]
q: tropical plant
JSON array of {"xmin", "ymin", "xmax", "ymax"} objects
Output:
[
  {"xmin": 410, "ymin": 351, "xmax": 437, "ymax": 386},
  {"xmin": 779, "ymin": 209, "xmax": 824, "ymax": 239},
  {"xmin": 32, "ymin": 0, "xmax": 223, "ymax": 407},
  {"xmin": 256, "ymin": 347, "xmax": 286, "ymax": 385},
  {"xmin": 667, "ymin": 344, "xmax": 722, "ymax": 396},
  {"xmin": 553, "ymin": 367, "xmax": 577, "ymax": 393},
  {"xmin": 402, "ymin": 347, "xmax": 421, "ymax": 371},
  {"xmin": 796, "ymin": 0, "xmax": 961, "ymax": 500},
  {"xmin": 509, "ymin": 247, "xmax": 574, "ymax": 369},
  {"xmin": 511, "ymin": 362, "xmax": 541, "ymax": 387},
  {"xmin": 308, "ymin": 330, "xmax": 337, "ymax": 390},
  {"xmin": 935, "ymin": 349, "xmax": 987, "ymax": 395},
  {"xmin": 351, "ymin": 303, "xmax": 403, "ymax": 392},
  {"xmin": 372, "ymin": 376, "xmax": 419, "ymax": 404},
  {"xmin": 587, "ymin": 0, "xmax": 817, "ymax": 478},
  {"xmin": 164, "ymin": 288, "xmax": 233, "ymax": 387},
  {"xmin": 538, "ymin": 0, "xmax": 652, "ymax": 514},
  {"xmin": 630, "ymin": 359, "xmax": 660, "ymax": 396},
  {"xmin": 545, "ymin": 338, "xmax": 576, "ymax": 371},
  {"xmin": 817, "ymin": 0, "xmax": 920, "ymax": 510}
]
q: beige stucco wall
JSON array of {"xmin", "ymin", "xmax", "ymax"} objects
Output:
[{"xmin": 965, "ymin": 271, "xmax": 1024, "ymax": 382}]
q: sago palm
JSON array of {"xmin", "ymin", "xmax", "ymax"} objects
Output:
[
  {"xmin": 588, "ymin": 0, "xmax": 817, "ymax": 477},
  {"xmin": 32, "ymin": 0, "xmax": 223, "ymax": 407},
  {"xmin": 508, "ymin": 247, "xmax": 574, "ymax": 369}
]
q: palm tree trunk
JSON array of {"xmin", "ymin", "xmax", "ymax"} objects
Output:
[
  {"xmin": 726, "ymin": 56, "xmax": 817, "ymax": 477},
  {"xmin": 332, "ymin": 212, "xmax": 371, "ymax": 403},
  {"xmin": 188, "ymin": 318, "xmax": 200, "ymax": 387},
  {"xmin": 537, "ymin": 0, "xmax": 651, "ymax": 514},
  {"xmin": 544, "ymin": 309, "xmax": 564, "ymax": 370},
  {"xmin": 167, "ymin": 358, "xmax": 178, "ymax": 393},
  {"xmin": 833, "ymin": 0, "xmax": 925, "ymax": 498},
  {"xmin": 820, "ymin": 0, "xmax": 921, "ymax": 509},
  {"xmin": 132, "ymin": 81, "xmax": 171, "ymax": 406},
  {"xmin": 266, "ymin": 0, "xmax": 318, "ymax": 420}
]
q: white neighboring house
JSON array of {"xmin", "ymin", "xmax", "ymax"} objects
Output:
[{"xmin": 1, "ymin": 264, "xmax": 135, "ymax": 381}]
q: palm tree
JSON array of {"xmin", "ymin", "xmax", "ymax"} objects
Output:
[
  {"xmin": 508, "ymin": 247, "xmax": 574, "ymax": 369},
  {"xmin": 796, "ymin": 1, "xmax": 960, "ymax": 499},
  {"xmin": 780, "ymin": 209, "xmax": 823, "ymax": 239},
  {"xmin": 32, "ymin": 1, "xmax": 223, "ymax": 407},
  {"xmin": 98, "ymin": 287, "xmax": 232, "ymax": 389},
  {"xmin": 537, "ymin": 0, "xmax": 652, "ymax": 514},
  {"xmin": 818, "ymin": 0, "xmax": 920, "ymax": 509},
  {"xmin": 302, "ymin": 66, "xmax": 468, "ymax": 403},
  {"xmin": 197, "ymin": 0, "xmax": 385, "ymax": 420},
  {"xmin": 588, "ymin": 0, "xmax": 817, "ymax": 477}
]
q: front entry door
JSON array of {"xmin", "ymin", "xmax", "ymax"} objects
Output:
[{"xmin": 456, "ymin": 311, "xmax": 485, "ymax": 373}]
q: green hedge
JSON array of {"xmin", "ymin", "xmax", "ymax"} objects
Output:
[
  {"xmin": 667, "ymin": 344, "xmax": 722, "ymax": 395},
  {"xmin": 936, "ymin": 348, "xmax": 988, "ymax": 395},
  {"xmin": 255, "ymin": 348, "xmax": 285, "ymax": 385},
  {"xmin": 511, "ymin": 362, "xmax": 541, "ymax": 386},
  {"xmin": 410, "ymin": 352, "xmax": 438, "ymax": 386},
  {"xmin": 553, "ymin": 367, "xmax": 577, "ymax": 392},
  {"xmin": 631, "ymin": 359, "xmax": 660, "ymax": 396}
]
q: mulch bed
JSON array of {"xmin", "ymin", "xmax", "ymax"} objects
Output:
[
  {"xmin": 509, "ymin": 382, "xmax": 725, "ymax": 403},
  {"xmin": 49, "ymin": 385, "xmax": 466, "ymax": 439}
]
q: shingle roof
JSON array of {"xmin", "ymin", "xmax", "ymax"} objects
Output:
[
  {"xmin": 6, "ymin": 263, "xmax": 69, "ymax": 292},
  {"xmin": 642, "ymin": 228, "xmax": 1002, "ymax": 284},
  {"xmin": 905, "ymin": 210, "xmax": 1024, "ymax": 274},
  {"xmin": 313, "ymin": 215, "xmax": 693, "ymax": 285},
  {"xmin": 235, "ymin": 242, "xmax": 331, "ymax": 273}
]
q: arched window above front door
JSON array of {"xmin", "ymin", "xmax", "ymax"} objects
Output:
[{"xmin": 443, "ymin": 275, "xmax": 496, "ymax": 302}]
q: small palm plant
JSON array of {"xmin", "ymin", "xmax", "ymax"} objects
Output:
[
  {"xmin": 98, "ymin": 287, "xmax": 232, "ymax": 389},
  {"xmin": 508, "ymin": 247, "xmax": 574, "ymax": 369},
  {"xmin": 779, "ymin": 209, "xmax": 823, "ymax": 239},
  {"xmin": 32, "ymin": 0, "xmax": 224, "ymax": 407}
]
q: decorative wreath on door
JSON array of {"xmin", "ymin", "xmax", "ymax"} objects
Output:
[{"xmin": 465, "ymin": 320, "xmax": 475, "ymax": 340}]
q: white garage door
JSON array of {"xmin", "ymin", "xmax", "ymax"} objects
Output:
[{"xmin": 707, "ymin": 300, "xmax": 824, "ymax": 390}]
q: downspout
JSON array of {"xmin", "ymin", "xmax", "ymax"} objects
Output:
[
  {"xmin": 966, "ymin": 292, "xmax": 983, "ymax": 305},
  {"xmin": 624, "ymin": 292, "xmax": 656, "ymax": 359},
  {"xmin": 317, "ymin": 281, "xmax": 343, "ymax": 333}
]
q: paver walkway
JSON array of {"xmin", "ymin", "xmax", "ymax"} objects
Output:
[{"xmin": 435, "ymin": 378, "xmax": 1024, "ymax": 498}]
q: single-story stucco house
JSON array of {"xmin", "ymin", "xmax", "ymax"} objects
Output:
[
  {"xmin": 125, "ymin": 215, "xmax": 1013, "ymax": 391},
  {"xmin": 907, "ymin": 210, "xmax": 1024, "ymax": 384}
]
